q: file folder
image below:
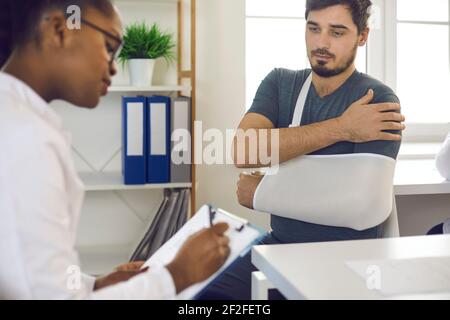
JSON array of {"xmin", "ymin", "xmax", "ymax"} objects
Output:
[
  {"xmin": 129, "ymin": 188, "xmax": 190, "ymax": 262},
  {"xmin": 122, "ymin": 96, "xmax": 147, "ymax": 185},
  {"xmin": 146, "ymin": 96, "xmax": 171, "ymax": 183},
  {"xmin": 171, "ymin": 97, "xmax": 192, "ymax": 183},
  {"xmin": 175, "ymin": 189, "xmax": 190, "ymax": 231},
  {"xmin": 148, "ymin": 190, "xmax": 181, "ymax": 255},
  {"xmin": 129, "ymin": 190, "xmax": 171, "ymax": 262}
]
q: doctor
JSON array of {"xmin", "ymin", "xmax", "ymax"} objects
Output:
[{"xmin": 0, "ymin": 0, "xmax": 230, "ymax": 299}]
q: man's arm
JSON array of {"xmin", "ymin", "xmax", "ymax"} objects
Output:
[{"xmin": 233, "ymin": 89, "xmax": 405, "ymax": 168}]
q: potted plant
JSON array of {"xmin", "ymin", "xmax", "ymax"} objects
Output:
[{"xmin": 118, "ymin": 22, "xmax": 176, "ymax": 86}]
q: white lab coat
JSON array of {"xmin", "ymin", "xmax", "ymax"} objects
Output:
[{"xmin": 0, "ymin": 72, "xmax": 176, "ymax": 299}]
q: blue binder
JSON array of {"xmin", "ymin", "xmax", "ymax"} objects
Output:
[
  {"xmin": 122, "ymin": 96, "xmax": 147, "ymax": 185},
  {"xmin": 146, "ymin": 96, "xmax": 171, "ymax": 183}
]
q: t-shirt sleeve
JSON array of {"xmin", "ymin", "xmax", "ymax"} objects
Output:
[
  {"xmin": 353, "ymin": 86, "xmax": 402, "ymax": 160},
  {"xmin": 247, "ymin": 69, "xmax": 280, "ymax": 127}
]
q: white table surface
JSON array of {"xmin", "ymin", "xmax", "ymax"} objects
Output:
[
  {"xmin": 252, "ymin": 234, "xmax": 450, "ymax": 300},
  {"xmin": 394, "ymin": 159, "xmax": 450, "ymax": 195}
]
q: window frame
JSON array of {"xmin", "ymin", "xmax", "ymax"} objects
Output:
[
  {"xmin": 245, "ymin": 0, "xmax": 450, "ymax": 143},
  {"xmin": 245, "ymin": 3, "xmax": 368, "ymax": 108},
  {"xmin": 369, "ymin": 0, "xmax": 450, "ymax": 142}
]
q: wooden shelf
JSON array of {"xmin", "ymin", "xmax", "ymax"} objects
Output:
[
  {"xmin": 109, "ymin": 0, "xmax": 197, "ymax": 214},
  {"xmin": 74, "ymin": 1, "xmax": 197, "ymax": 279},
  {"xmin": 79, "ymin": 172, "xmax": 192, "ymax": 191},
  {"xmin": 108, "ymin": 85, "xmax": 191, "ymax": 93},
  {"xmin": 394, "ymin": 159, "xmax": 450, "ymax": 196}
]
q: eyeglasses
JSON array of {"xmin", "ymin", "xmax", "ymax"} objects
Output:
[{"xmin": 80, "ymin": 18, "xmax": 123, "ymax": 65}]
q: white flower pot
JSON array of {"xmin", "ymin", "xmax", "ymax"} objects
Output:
[{"xmin": 128, "ymin": 59, "xmax": 156, "ymax": 87}]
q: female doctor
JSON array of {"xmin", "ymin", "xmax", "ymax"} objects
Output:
[{"xmin": 0, "ymin": 0, "xmax": 230, "ymax": 299}]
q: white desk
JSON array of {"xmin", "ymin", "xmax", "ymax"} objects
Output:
[
  {"xmin": 394, "ymin": 159, "xmax": 450, "ymax": 195},
  {"xmin": 251, "ymin": 235, "xmax": 450, "ymax": 300}
]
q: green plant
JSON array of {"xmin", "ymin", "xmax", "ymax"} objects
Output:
[{"xmin": 118, "ymin": 22, "xmax": 176, "ymax": 64}]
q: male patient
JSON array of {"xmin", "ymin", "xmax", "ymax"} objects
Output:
[{"xmin": 198, "ymin": 0, "xmax": 405, "ymax": 300}]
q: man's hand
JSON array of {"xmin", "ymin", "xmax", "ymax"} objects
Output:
[
  {"xmin": 237, "ymin": 172, "xmax": 264, "ymax": 209},
  {"xmin": 94, "ymin": 261, "xmax": 148, "ymax": 291},
  {"xmin": 166, "ymin": 223, "xmax": 230, "ymax": 294},
  {"xmin": 337, "ymin": 89, "xmax": 406, "ymax": 143}
]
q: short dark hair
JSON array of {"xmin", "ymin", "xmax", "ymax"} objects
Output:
[
  {"xmin": 2, "ymin": 0, "xmax": 114, "ymax": 57},
  {"xmin": 305, "ymin": 0, "xmax": 372, "ymax": 34}
]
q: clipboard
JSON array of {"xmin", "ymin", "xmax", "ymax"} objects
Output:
[{"xmin": 142, "ymin": 204, "xmax": 267, "ymax": 300}]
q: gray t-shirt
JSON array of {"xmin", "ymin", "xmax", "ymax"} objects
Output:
[{"xmin": 248, "ymin": 68, "xmax": 401, "ymax": 243}]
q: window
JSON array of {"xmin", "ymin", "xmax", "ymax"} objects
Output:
[
  {"xmin": 392, "ymin": 0, "xmax": 450, "ymax": 141},
  {"xmin": 246, "ymin": 0, "xmax": 450, "ymax": 143},
  {"xmin": 245, "ymin": 0, "xmax": 366, "ymax": 108}
]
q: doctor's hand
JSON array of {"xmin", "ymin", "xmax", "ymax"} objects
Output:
[
  {"xmin": 237, "ymin": 172, "xmax": 264, "ymax": 209},
  {"xmin": 166, "ymin": 222, "xmax": 230, "ymax": 294},
  {"xmin": 93, "ymin": 261, "xmax": 149, "ymax": 291},
  {"xmin": 337, "ymin": 89, "xmax": 406, "ymax": 143}
]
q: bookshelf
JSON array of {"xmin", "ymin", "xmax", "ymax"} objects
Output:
[
  {"xmin": 79, "ymin": 172, "xmax": 191, "ymax": 191},
  {"xmin": 100, "ymin": 0, "xmax": 196, "ymax": 212},
  {"xmin": 71, "ymin": 0, "xmax": 197, "ymax": 275},
  {"xmin": 108, "ymin": 85, "xmax": 191, "ymax": 92}
]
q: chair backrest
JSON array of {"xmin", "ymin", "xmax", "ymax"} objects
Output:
[{"xmin": 380, "ymin": 195, "xmax": 400, "ymax": 238}]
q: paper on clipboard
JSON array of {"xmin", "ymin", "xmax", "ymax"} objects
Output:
[{"xmin": 143, "ymin": 204, "xmax": 266, "ymax": 300}]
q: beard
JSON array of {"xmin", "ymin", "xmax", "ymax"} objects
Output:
[{"xmin": 309, "ymin": 42, "xmax": 358, "ymax": 78}]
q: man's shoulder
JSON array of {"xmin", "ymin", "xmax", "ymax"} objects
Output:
[
  {"xmin": 354, "ymin": 72, "xmax": 394, "ymax": 93},
  {"xmin": 271, "ymin": 68, "xmax": 311, "ymax": 82},
  {"xmin": 262, "ymin": 68, "xmax": 311, "ymax": 86},
  {"xmin": 353, "ymin": 72, "xmax": 399, "ymax": 103},
  {"xmin": 269, "ymin": 68, "xmax": 313, "ymax": 98}
]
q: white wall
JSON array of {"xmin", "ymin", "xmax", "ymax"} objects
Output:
[
  {"xmin": 397, "ymin": 195, "xmax": 450, "ymax": 236},
  {"xmin": 195, "ymin": 0, "xmax": 271, "ymax": 230},
  {"xmin": 113, "ymin": 0, "xmax": 179, "ymax": 86}
]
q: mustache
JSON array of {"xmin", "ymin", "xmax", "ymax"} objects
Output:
[{"xmin": 312, "ymin": 48, "xmax": 336, "ymax": 58}]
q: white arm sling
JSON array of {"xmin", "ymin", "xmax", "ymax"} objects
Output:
[{"xmin": 253, "ymin": 72, "xmax": 396, "ymax": 231}]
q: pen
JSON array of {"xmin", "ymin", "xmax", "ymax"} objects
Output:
[
  {"xmin": 211, "ymin": 207, "xmax": 246, "ymax": 232},
  {"xmin": 208, "ymin": 205, "xmax": 216, "ymax": 228}
]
